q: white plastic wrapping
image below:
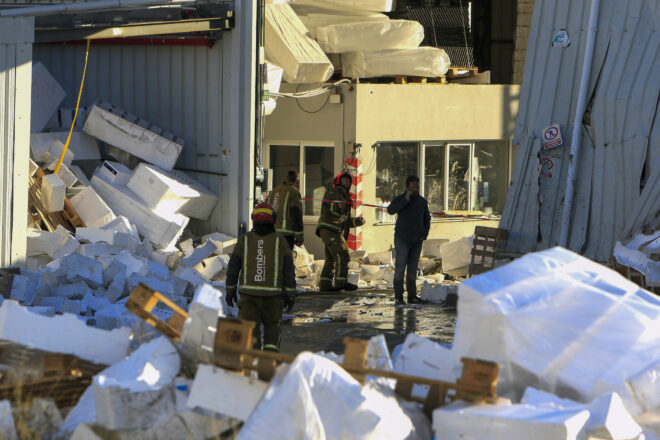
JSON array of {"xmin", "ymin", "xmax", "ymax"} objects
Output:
[
  {"xmin": 292, "ymin": 5, "xmax": 388, "ymax": 39},
  {"xmin": 316, "ymin": 20, "xmax": 424, "ymax": 53},
  {"xmin": 238, "ymin": 352, "xmax": 423, "ymax": 439},
  {"xmin": 341, "ymin": 47, "xmax": 451, "ymax": 79},
  {"xmin": 452, "ymin": 247, "xmax": 660, "ymax": 409},
  {"xmin": 292, "ymin": 0, "xmax": 395, "ymax": 12},
  {"xmin": 265, "ymin": 4, "xmax": 334, "ymax": 84},
  {"xmin": 264, "ymin": 61, "xmax": 284, "ymax": 116}
]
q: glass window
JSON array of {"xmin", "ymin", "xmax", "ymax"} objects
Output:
[
  {"xmin": 424, "ymin": 145, "xmax": 446, "ymax": 214},
  {"xmin": 304, "ymin": 146, "xmax": 334, "ymax": 216},
  {"xmin": 269, "ymin": 145, "xmax": 300, "ymax": 188},
  {"xmin": 376, "ymin": 142, "xmax": 419, "ymax": 205},
  {"xmin": 475, "ymin": 141, "xmax": 510, "ymax": 214},
  {"xmin": 447, "ymin": 144, "xmax": 471, "ymax": 211}
]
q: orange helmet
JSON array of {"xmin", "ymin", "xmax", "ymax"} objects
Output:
[{"xmin": 252, "ymin": 202, "xmax": 275, "ymax": 224}]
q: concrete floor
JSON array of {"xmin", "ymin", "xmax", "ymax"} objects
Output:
[{"xmin": 280, "ymin": 289, "xmax": 456, "ymax": 356}]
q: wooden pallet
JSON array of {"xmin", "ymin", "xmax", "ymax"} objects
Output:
[
  {"xmin": 43, "ymin": 353, "xmax": 106, "ymax": 378},
  {"xmin": 29, "ymin": 167, "xmax": 86, "ymax": 232},
  {"xmin": 125, "ymin": 283, "xmax": 188, "ymax": 341},
  {"xmin": 0, "ymin": 375, "xmax": 92, "ymax": 408},
  {"xmin": 213, "ymin": 318, "xmax": 499, "ymax": 416},
  {"xmin": 468, "ymin": 226, "xmax": 509, "ymax": 277}
]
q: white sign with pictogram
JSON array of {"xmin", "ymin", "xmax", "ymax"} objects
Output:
[{"xmin": 542, "ymin": 124, "xmax": 563, "ymax": 149}]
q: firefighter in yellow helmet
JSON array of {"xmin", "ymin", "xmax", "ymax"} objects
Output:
[
  {"xmin": 316, "ymin": 172, "xmax": 365, "ymax": 292},
  {"xmin": 225, "ymin": 203, "xmax": 296, "ymax": 352},
  {"xmin": 267, "ymin": 170, "xmax": 304, "ymax": 250}
]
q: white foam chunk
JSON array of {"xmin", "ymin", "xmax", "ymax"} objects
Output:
[
  {"xmin": 420, "ymin": 282, "xmax": 454, "ymax": 303},
  {"xmin": 193, "ymin": 254, "xmax": 228, "ymax": 280},
  {"xmin": 94, "ymin": 337, "xmax": 180, "ymax": 430},
  {"xmin": 56, "ymin": 163, "xmax": 78, "ymax": 188},
  {"xmin": 292, "ymin": 0, "xmax": 394, "ymax": 12},
  {"xmin": 127, "ymin": 163, "xmax": 218, "ymax": 220},
  {"xmin": 91, "ymin": 174, "xmax": 189, "ymax": 250},
  {"xmin": 70, "ymin": 186, "xmax": 116, "ymax": 229},
  {"xmin": 69, "ymin": 165, "xmax": 92, "ymax": 187},
  {"xmin": 0, "ymin": 300, "xmax": 130, "ymax": 364},
  {"xmin": 240, "ymin": 352, "xmax": 421, "ymax": 439},
  {"xmin": 341, "ymin": 47, "xmax": 451, "ymax": 79},
  {"xmin": 182, "ymin": 241, "xmax": 218, "ymax": 268},
  {"xmin": 0, "ymin": 400, "xmax": 17, "ymax": 440},
  {"xmin": 265, "ymin": 4, "xmax": 334, "ymax": 84},
  {"xmin": 83, "ymin": 103, "xmax": 183, "ymax": 171},
  {"xmin": 317, "ymin": 20, "xmax": 423, "ymax": 53},
  {"xmin": 264, "ymin": 61, "xmax": 284, "ymax": 116},
  {"xmin": 27, "ymin": 226, "xmax": 79, "ymax": 258},
  {"xmin": 433, "ymin": 400, "xmax": 590, "ymax": 440},
  {"xmin": 292, "ymin": 5, "xmax": 388, "ymax": 39},
  {"xmin": 30, "ymin": 131, "xmax": 100, "ymax": 161},
  {"xmin": 41, "ymin": 174, "xmax": 66, "ymax": 212},
  {"xmin": 45, "ymin": 139, "xmax": 75, "ymax": 170},
  {"xmin": 188, "ymin": 365, "xmax": 267, "ymax": 421},
  {"xmin": 521, "ymin": 388, "xmax": 643, "ymax": 440},
  {"xmin": 31, "ymin": 62, "xmax": 65, "ymax": 134},
  {"xmin": 97, "ymin": 161, "xmax": 132, "ymax": 186},
  {"xmin": 453, "ymin": 247, "xmax": 660, "ymax": 404}
]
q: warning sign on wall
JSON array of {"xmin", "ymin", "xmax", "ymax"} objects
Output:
[{"xmin": 542, "ymin": 124, "xmax": 563, "ymax": 149}]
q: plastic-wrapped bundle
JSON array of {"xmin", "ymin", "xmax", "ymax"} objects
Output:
[
  {"xmin": 341, "ymin": 47, "xmax": 451, "ymax": 79},
  {"xmin": 264, "ymin": 61, "xmax": 283, "ymax": 116},
  {"xmin": 292, "ymin": 5, "xmax": 389, "ymax": 39},
  {"xmin": 292, "ymin": 0, "xmax": 395, "ymax": 13},
  {"xmin": 317, "ymin": 20, "xmax": 424, "ymax": 53},
  {"xmin": 452, "ymin": 247, "xmax": 660, "ymax": 412},
  {"xmin": 265, "ymin": 4, "xmax": 334, "ymax": 84}
]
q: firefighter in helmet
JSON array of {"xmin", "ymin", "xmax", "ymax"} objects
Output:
[
  {"xmin": 316, "ymin": 172, "xmax": 365, "ymax": 292},
  {"xmin": 225, "ymin": 202, "xmax": 296, "ymax": 352},
  {"xmin": 267, "ymin": 170, "xmax": 304, "ymax": 250}
]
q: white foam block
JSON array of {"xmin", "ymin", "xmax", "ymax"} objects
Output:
[
  {"xmin": 292, "ymin": 5, "xmax": 389, "ymax": 39},
  {"xmin": 317, "ymin": 20, "xmax": 423, "ymax": 53},
  {"xmin": 30, "ymin": 131, "xmax": 100, "ymax": 161},
  {"xmin": 433, "ymin": 401, "xmax": 590, "ymax": 440},
  {"xmin": 31, "ymin": 63, "xmax": 66, "ymax": 134},
  {"xmin": 83, "ymin": 103, "xmax": 183, "ymax": 171},
  {"xmin": 45, "ymin": 139, "xmax": 74, "ymax": 170},
  {"xmin": 187, "ymin": 365, "xmax": 268, "ymax": 421},
  {"xmin": 292, "ymin": 0, "xmax": 394, "ymax": 12},
  {"xmin": 0, "ymin": 300, "xmax": 131, "ymax": 364},
  {"xmin": 342, "ymin": 47, "xmax": 451, "ymax": 79},
  {"xmin": 265, "ymin": 4, "xmax": 334, "ymax": 84},
  {"xmin": 91, "ymin": 174, "xmax": 189, "ymax": 250},
  {"xmin": 93, "ymin": 337, "xmax": 180, "ymax": 430},
  {"xmin": 97, "ymin": 161, "xmax": 132, "ymax": 186},
  {"xmin": 57, "ymin": 164, "xmax": 78, "ymax": 188},
  {"xmin": 41, "ymin": 174, "xmax": 66, "ymax": 212},
  {"xmin": 70, "ymin": 186, "xmax": 116, "ymax": 229},
  {"xmin": 69, "ymin": 165, "xmax": 92, "ymax": 187},
  {"xmin": 127, "ymin": 163, "xmax": 218, "ymax": 220}
]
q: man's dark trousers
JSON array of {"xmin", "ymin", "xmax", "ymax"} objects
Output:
[{"xmin": 393, "ymin": 237, "xmax": 423, "ymax": 301}]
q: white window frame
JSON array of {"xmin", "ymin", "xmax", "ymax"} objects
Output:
[{"xmin": 265, "ymin": 140, "xmax": 335, "ymax": 221}]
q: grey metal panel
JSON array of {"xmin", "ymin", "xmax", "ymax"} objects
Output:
[
  {"xmin": 502, "ymin": 0, "xmax": 660, "ymax": 261},
  {"xmin": 33, "ymin": 42, "xmax": 226, "ymax": 233},
  {"xmin": 0, "ymin": 17, "xmax": 33, "ymax": 268}
]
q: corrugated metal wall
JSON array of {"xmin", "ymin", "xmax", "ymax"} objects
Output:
[
  {"xmin": 0, "ymin": 17, "xmax": 33, "ymax": 267},
  {"xmin": 33, "ymin": 42, "xmax": 227, "ymax": 233},
  {"xmin": 501, "ymin": 0, "xmax": 660, "ymax": 261}
]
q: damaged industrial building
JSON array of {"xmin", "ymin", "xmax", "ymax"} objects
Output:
[{"xmin": 0, "ymin": 0, "xmax": 658, "ymax": 438}]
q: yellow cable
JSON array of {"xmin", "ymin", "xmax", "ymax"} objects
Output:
[{"xmin": 54, "ymin": 39, "xmax": 90, "ymax": 175}]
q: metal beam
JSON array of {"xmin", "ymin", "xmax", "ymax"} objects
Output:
[{"xmin": 35, "ymin": 17, "xmax": 231, "ymax": 42}]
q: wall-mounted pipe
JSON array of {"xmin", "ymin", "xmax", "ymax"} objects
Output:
[
  {"xmin": 0, "ymin": 0, "xmax": 193, "ymax": 17},
  {"xmin": 558, "ymin": 0, "xmax": 600, "ymax": 248}
]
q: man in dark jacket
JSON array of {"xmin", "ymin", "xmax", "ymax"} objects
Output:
[
  {"xmin": 225, "ymin": 202, "xmax": 296, "ymax": 352},
  {"xmin": 387, "ymin": 176, "xmax": 431, "ymax": 306},
  {"xmin": 316, "ymin": 172, "xmax": 365, "ymax": 292},
  {"xmin": 268, "ymin": 170, "xmax": 304, "ymax": 250}
]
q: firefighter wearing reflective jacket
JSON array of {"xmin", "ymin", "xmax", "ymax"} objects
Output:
[
  {"xmin": 225, "ymin": 203, "xmax": 296, "ymax": 352},
  {"xmin": 315, "ymin": 172, "xmax": 365, "ymax": 292},
  {"xmin": 267, "ymin": 170, "xmax": 304, "ymax": 250}
]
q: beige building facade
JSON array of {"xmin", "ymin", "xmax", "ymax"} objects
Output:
[{"xmin": 265, "ymin": 83, "xmax": 520, "ymax": 258}]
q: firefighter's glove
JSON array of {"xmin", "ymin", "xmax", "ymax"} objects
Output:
[
  {"xmin": 294, "ymin": 236, "xmax": 304, "ymax": 247},
  {"xmin": 355, "ymin": 217, "xmax": 366, "ymax": 227},
  {"xmin": 282, "ymin": 292, "xmax": 296, "ymax": 313},
  {"xmin": 226, "ymin": 288, "xmax": 238, "ymax": 308}
]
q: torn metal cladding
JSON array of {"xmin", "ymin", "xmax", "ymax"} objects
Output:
[{"xmin": 501, "ymin": 0, "xmax": 660, "ymax": 261}]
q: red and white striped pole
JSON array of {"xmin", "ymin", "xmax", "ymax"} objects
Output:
[{"xmin": 346, "ymin": 157, "xmax": 363, "ymax": 251}]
